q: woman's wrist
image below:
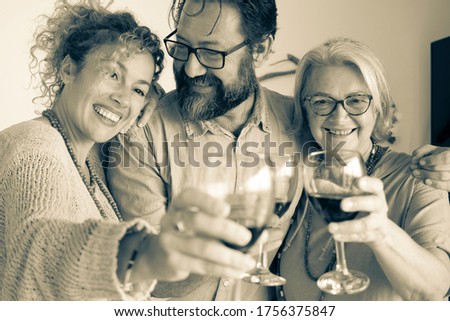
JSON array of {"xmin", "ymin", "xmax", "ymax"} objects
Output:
[{"xmin": 117, "ymin": 223, "xmax": 159, "ymax": 299}]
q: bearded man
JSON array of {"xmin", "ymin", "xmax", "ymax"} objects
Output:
[{"xmin": 107, "ymin": 0, "xmax": 300, "ymax": 300}]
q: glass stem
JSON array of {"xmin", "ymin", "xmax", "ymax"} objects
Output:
[
  {"xmin": 255, "ymin": 242, "xmax": 267, "ymax": 270},
  {"xmin": 334, "ymin": 240, "xmax": 350, "ymax": 275}
]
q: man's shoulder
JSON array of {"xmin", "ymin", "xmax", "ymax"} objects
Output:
[
  {"xmin": 260, "ymin": 87, "xmax": 295, "ymax": 129},
  {"xmin": 261, "ymin": 86, "xmax": 294, "ymax": 106}
]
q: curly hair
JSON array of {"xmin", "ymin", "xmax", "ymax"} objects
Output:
[
  {"xmin": 293, "ymin": 37, "xmax": 398, "ymax": 144},
  {"xmin": 169, "ymin": 0, "xmax": 277, "ymax": 50},
  {"xmin": 30, "ymin": 0, "xmax": 164, "ymax": 107}
]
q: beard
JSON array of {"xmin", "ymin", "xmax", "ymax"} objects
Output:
[{"xmin": 174, "ymin": 53, "xmax": 259, "ymax": 121}]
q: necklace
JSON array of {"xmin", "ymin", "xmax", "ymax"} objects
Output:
[
  {"xmin": 276, "ymin": 142, "xmax": 387, "ymax": 301},
  {"xmin": 304, "ymin": 206, "xmax": 336, "ymax": 301},
  {"xmin": 42, "ymin": 109, "xmax": 123, "ymax": 222},
  {"xmin": 365, "ymin": 140, "xmax": 385, "ymax": 176}
]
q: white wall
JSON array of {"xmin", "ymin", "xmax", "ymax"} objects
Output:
[{"xmin": 1, "ymin": 0, "xmax": 449, "ymax": 153}]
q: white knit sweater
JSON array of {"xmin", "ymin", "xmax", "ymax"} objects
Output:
[{"xmin": 0, "ymin": 119, "xmax": 152, "ymax": 300}]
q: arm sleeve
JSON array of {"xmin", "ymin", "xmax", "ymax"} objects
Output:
[
  {"xmin": 105, "ymin": 127, "xmax": 169, "ymax": 227},
  {"xmin": 404, "ymin": 180, "xmax": 450, "ymax": 255},
  {"xmin": 1, "ymin": 150, "xmax": 154, "ymax": 300}
]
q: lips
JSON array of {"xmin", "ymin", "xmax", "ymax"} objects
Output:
[
  {"xmin": 93, "ymin": 104, "xmax": 121, "ymax": 123},
  {"xmin": 324, "ymin": 128, "xmax": 357, "ymax": 136}
]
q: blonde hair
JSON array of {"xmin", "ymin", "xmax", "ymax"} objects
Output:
[
  {"xmin": 30, "ymin": 0, "xmax": 164, "ymax": 107},
  {"xmin": 293, "ymin": 37, "xmax": 397, "ymax": 144}
]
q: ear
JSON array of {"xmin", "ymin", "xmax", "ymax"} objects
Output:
[
  {"xmin": 60, "ymin": 55, "xmax": 77, "ymax": 84},
  {"xmin": 252, "ymin": 35, "xmax": 274, "ymax": 68}
]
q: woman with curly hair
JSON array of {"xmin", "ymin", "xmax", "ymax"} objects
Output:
[{"xmin": 0, "ymin": 0, "xmax": 256, "ymax": 300}]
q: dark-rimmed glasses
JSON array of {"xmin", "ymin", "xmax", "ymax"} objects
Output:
[
  {"xmin": 302, "ymin": 94, "xmax": 373, "ymax": 116},
  {"xmin": 163, "ymin": 29, "xmax": 248, "ymax": 70}
]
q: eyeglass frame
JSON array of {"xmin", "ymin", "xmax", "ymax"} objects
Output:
[
  {"xmin": 163, "ymin": 29, "xmax": 249, "ymax": 70},
  {"xmin": 302, "ymin": 94, "xmax": 373, "ymax": 116}
]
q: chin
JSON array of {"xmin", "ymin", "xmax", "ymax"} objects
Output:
[{"xmin": 92, "ymin": 131, "xmax": 118, "ymax": 144}]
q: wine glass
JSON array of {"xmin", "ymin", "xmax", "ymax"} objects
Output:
[
  {"xmin": 303, "ymin": 150, "xmax": 370, "ymax": 295},
  {"xmin": 223, "ymin": 155, "xmax": 276, "ymax": 254},
  {"xmin": 191, "ymin": 154, "xmax": 276, "ymax": 298},
  {"xmin": 241, "ymin": 154, "xmax": 298, "ymax": 286}
]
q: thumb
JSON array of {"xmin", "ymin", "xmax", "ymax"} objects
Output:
[
  {"xmin": 411, "ymin": 144, "xmax": 436, "ymax": 162},
  {"xmin": 356, "ymin": 176, "xmax": 384, "ymax": 195}
]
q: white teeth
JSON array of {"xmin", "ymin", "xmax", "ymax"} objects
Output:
[
  {"xmin": 93, "ymin": 105, "xmax": 121, "ymax": 123},
  {"xmin": 328, "ymin": 129, "xmax": 354, "ymax": 136}
]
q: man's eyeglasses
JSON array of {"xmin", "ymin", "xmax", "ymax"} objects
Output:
[
  {"xmin": 163, "ymin": 29, "xmax": 248, "ymax": 70},
  {"xmin": 302, "ymin": 94, "xmax": 373, "ymax": 116}
]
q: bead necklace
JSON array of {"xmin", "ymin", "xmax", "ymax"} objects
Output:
[
  {"xmin": 42, "ymin": 109, "xmax": 123, "ymax": 222},
  {"xmin": 276, "ymin": 142, "xmax": 387, "ymax": 301}
]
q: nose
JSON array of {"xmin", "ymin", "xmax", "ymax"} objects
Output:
[
  {"xmin": 184, "ymin": 52, "xmax": 207, "ymax": 78},
  {"xmin": 110, "ymin": 86, "xmax": 130, "ymax": 108},
  {"xmin": 330, "ymin": 101, "xmax": 350, "ymax": 120}
]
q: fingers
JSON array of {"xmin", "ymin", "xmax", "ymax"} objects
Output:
[
  {"xmin": 341, "ymin": 194, "xmax": 385, "ymax": 213},
  {"xmin": 409, "ymin": 145, "xmax": 450, "ymax": 192},
  {"xmin": 137, "ymin": 82, "xmax": 164, "ymax": 127},
  {"xmin": 411, "ymin": 144, "xmax": 437, "ymax": 162},
  {"xmin": 159, "ymin": 232, "xmax": 256, "ymax": 279},
  {"xmin": 411, "ymin": 167, "xmax": 450, "ymax": 180},
  {"xmin": 171, "ymin": 188, "xmax": 230, "ymax": 217},
  {"xmin": 412, "ymin": 146, "xmax": 450, "ymax": 166},
  {"xmin": 162, "ymin": 189, "xmax": 251, "ymax": 246},
  {"xmin": 340, "ymin": 177, "xmax": 387, "ymax": 213},
  {"xmin": 411, "ymin": 163, "xmax": 450, "ymax": 173},
  {"xmin": 328, "ymin": 176, "xmax": 389, "ymax": 244},
  {"xmin": 136, "ymin": 104, "xmax": 153, "ymax": 128},
  {"xmin": 328, "ymin": 215, "xmax": 388, "ymax": 244},
  {"xmin": 423, "ymin": 179, "xmax": 450, "ymax": 192},
  {"xmin": 179, "ymin": 209, "xmax": 253, "ymax": 246},
  {"xmin": 355, "ymin": 176, "xmax": 384, "ymax": 194},
  {"xmin": 153, "ymin": 81, "xmax": 166, "ymax": 98}
]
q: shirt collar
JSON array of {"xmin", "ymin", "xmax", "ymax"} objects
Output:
[{"xmin": 182, "ymin": 86, "xmax": 272, "ymax": 139}]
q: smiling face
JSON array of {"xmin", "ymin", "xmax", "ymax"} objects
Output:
[
  {"xmin": 173, "ymin": 0, "xmax": 258, "ymax": 121},
  {"xmin": 61, "ymin": 44, "xmax": 155, "ymax": 143},
  {"xmin": 304, "ymin": 64, "xmax": 377, "ymax": 160}
]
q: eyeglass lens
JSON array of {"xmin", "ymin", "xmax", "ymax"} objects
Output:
[
  {"xmin": 165, "ymin": 41, "xmax": 224, "ymax": 69},
  {"xmin": 308, "ymin": 95, "xmax": 371, "ymax": 115}
]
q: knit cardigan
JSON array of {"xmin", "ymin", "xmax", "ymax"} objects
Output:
[{"xmin": 0, "ymin": 119, "xmax": 153, "ymax": 300}]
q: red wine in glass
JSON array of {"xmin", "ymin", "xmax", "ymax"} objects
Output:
[
  {"xmin": 308, "ymin": 193, "xmax": 358, "ymax": 223},
  {"xmin": 273, "ymin": 201, "xmax": 292, "ymax": 218}
]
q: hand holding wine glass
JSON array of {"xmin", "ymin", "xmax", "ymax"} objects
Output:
[
  {"xmin": 303, "ymin": 150, "xmax": 370, "ymax": 295},
  {"xmin": 328, "ymin": 175, "xmax": 390, "ymax": 245},
  {"xmin": 153, "ymin": 188, "xmax": 258, "ymax": 283},
  {"xmin": 184, "ymin": 156, "xmax": 276, "ymax": 298}
]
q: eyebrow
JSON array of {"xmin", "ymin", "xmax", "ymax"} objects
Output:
[
  {"xmin": 117, "ymin": 61, "xmax": 151, "ymax": 87},
  {"xmin": 309, "ymin": 91, "xmax": 369, "ymax": 98},
  {"xmin": 176, "ymin": 35, "xmax": 222, "ymax": 48}
]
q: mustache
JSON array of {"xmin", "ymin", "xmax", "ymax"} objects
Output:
[{"xmin": 179, "ymin": 70, "xmax": 222, "ymax": 88}]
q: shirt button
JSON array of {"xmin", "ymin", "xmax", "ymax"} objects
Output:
[{"xmin": 223, "ymin": 280, "xmax": 231, "ymax": 287}]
